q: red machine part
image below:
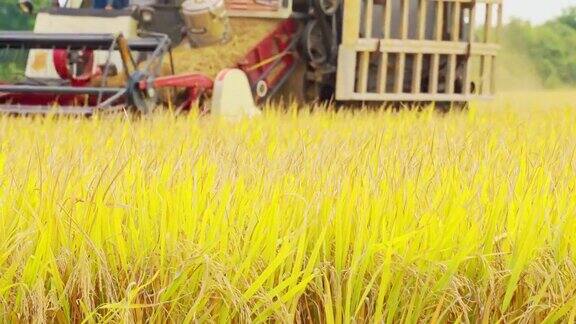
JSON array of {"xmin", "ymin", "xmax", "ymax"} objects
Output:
[
  {"xmin": 138, "ymin": 73, "xmax": 214, "ymax": 109},
  {"xmin": 237, "ymin": 18, "xmax": 299, "ymax": 102},
  {"xmin": 0, "ymin": 73, "xmax": 215, "ymax": 111},
  {"xmin": 139, "ymin": 73, "xmax": 213, "ymax": 93},
  {"xmin": 0, "ymin": 87, "xmax": 79, "ymax": 107},
  {"xmin": 53, "ymin": 49, "xmax": 97, "ymax": 86}
]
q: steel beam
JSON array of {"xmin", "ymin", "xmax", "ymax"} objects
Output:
[
  {"xmin": 0, "ymin": 85, "xmax": 124, "ymax": 96},
  {"xmin": 0, "ymin": 32, "xmax": 164, "ymax": 52}
]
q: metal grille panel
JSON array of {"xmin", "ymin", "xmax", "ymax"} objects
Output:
[{"xmin": 336, "ymin": 0, "xmax": 503, "ymax": 102}]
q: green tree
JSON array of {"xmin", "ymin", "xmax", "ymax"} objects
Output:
[
  {"xmin": 0, "ymin": 0, "xmax": 51, "ymax": 80},
  {"xmin": 500, "ymin": 7, "xmax": 576, "ymax": 88},
  {"xmin": 0, "ymin": 0, "xmax": 39, "ymax": 30},
  {"xmin": 558, "ymin": 7, "xmax": 576, "ymax": 30}
]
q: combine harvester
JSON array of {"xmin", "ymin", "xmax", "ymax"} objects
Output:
[{"xmin": 0, "ymin": 0, "xmax": 502, "ymax": 116}]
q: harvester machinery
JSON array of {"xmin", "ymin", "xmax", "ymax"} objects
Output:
[{"xmin": 0, "ymin": 0, "xmax": 503, "ymax": 115}]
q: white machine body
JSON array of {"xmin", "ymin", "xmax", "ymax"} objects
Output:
[{"xmin": 212, "ymin": 68, "xmax": 261, "ymax": 118}]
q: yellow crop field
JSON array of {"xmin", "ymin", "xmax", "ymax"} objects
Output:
[{"xmin": 0, "ymin": 91, "xmax": 575, "ymax": 322}]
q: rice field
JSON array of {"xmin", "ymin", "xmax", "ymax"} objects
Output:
[{"xmin": 0, "ymin": 91, "xmax": 576, "ymax": 322}]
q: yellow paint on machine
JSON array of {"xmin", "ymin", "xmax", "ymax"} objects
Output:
[{"xmin": 30, "ymin": 51, "xmax": 48, "ymax": 72}]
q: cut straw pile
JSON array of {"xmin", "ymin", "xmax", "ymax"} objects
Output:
[
  {"xmin": 170, "ymin": 17, "xmax": 280, "ymax": 77},
  {"xmin": 92, "ymin": 18, "xmax": 279, "ymax": 88}
]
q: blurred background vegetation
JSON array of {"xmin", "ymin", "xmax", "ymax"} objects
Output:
[
  {"xmin": 0, "ymin": 0, "xmax": 41, "ymax": 30},
  {"xmin": 0, "ymin": 3, "xmax": 574, "ymax": 90},
  {"xmin": 0, "ymin": 0, "xmax": 47, "ymax": 81},
  {"xmin": 498, "ymin": 7, "xmax": 576, "ymax": 90}
]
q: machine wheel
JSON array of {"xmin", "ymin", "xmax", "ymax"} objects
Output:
[
  {"xmin": 313, "ymin": 0, "xmax": 341, "ymax": 16},
  {"xmin": 127, "ymin": 71, "xmax": 158, "ymax": 114},
  {"xmin": 301, "ymin": 20, "xmax": 328, "ymax": 66}
]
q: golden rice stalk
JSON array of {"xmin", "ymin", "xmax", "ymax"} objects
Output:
[{"xmin": 0, "ymin": 91, "xmax": 575, "ymax": 322}]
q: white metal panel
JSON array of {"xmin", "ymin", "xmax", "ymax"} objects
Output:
[{"xmin": 25, "ymin": 13, "xmax": 139, "ymax": 79}]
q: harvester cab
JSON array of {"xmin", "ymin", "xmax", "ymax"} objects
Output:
[{"xmin": 0, "ymin": 0, "xmax": 503, "ymax": 115}]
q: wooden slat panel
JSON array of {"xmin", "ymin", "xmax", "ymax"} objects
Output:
[
  {"xmin": 377, "ymin": 0, "xmax": 393, "ymax": 93},
  {"xmin": 429, "ymin": 60, "xmax": 439, "ymax": 93},
  {"xmin": 400, "ymin": 0, "xmax": 409, "ymax": 38},
  {"xmin": 378, "ymin": 40, "xmax": 499, "ymax": 56},
  {"xmin": 382, "ymin": 0, "xmax": 393, "ymax": 38},
  {"xmin": 447, "ymin": 1, "xmax": 461, "ymax": 94},
  {"xmin": 357, "ymin": 0, "xmax": 374, "ymax": 93},
  {"xmin": 377, "ymin": 53, "xmax": 389, "ymax": 93},
  {"xmin": 412, "ymin": 0, "xmax": 428, "ymax": 94},
  {"xmin": 395, "ymin": 0, "xmax": 410, "ymax": 93},
  {"xmin": 354, "ymin": 38, "xmax": 380, "ymax": 51},
  {"xmin": 480, "ymin": 2, "xmax": 493, "ymax": 94},
  {"xmin": 337, "ymin": 0, "xmax": 501, "ymax": 101},
  {"xmin": 335, "ymin": 46, "xmax": 358, "ymax": 99},
  {"xmin": 464, "ymin": 4, "xmax": 477, "ymax": 94},
  {"xmin": 394, "ymin": 54, "xmax": 406, "ymax": 93},
  {"xmin": 417, "ymin": 0, "xmax": 428, "ymax": 40},
  {"xmin": 364, "ymin": 0, "xmax": 374, "ymax": 38},
  {"xmin": 357, "ymin": 52, "xmax": 371, "ymax": 93},
  {"xmin": 430, "ymin": 0, "xmax": 444, "ymax": 94},
  {"xmin": 342, "ymin": 0, "xmax": 362, "ymax": 45},
  {"xmin": 484, "ymin": 3, "xmax": 493, "ymax": 43}
]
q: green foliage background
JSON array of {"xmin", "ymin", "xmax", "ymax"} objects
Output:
[
  {"xmin": 0, "ymin": 1, "xmax": 37, "ymax": 30},
  {"xmin": 499, "ymin": 7, "xmax": 576, "ymax": 90},
  {"xmin": 0, "ymin": 0, "xmax": 44, "ymax": 81}
]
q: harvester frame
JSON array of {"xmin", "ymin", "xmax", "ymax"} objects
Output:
[
  {"xmin": 0, "ymin": 0, "xmax": 503, "ymax": 115},
  {"xmin": 335, "ymin": 0, "xmax": 503, "ymax": 102}
]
